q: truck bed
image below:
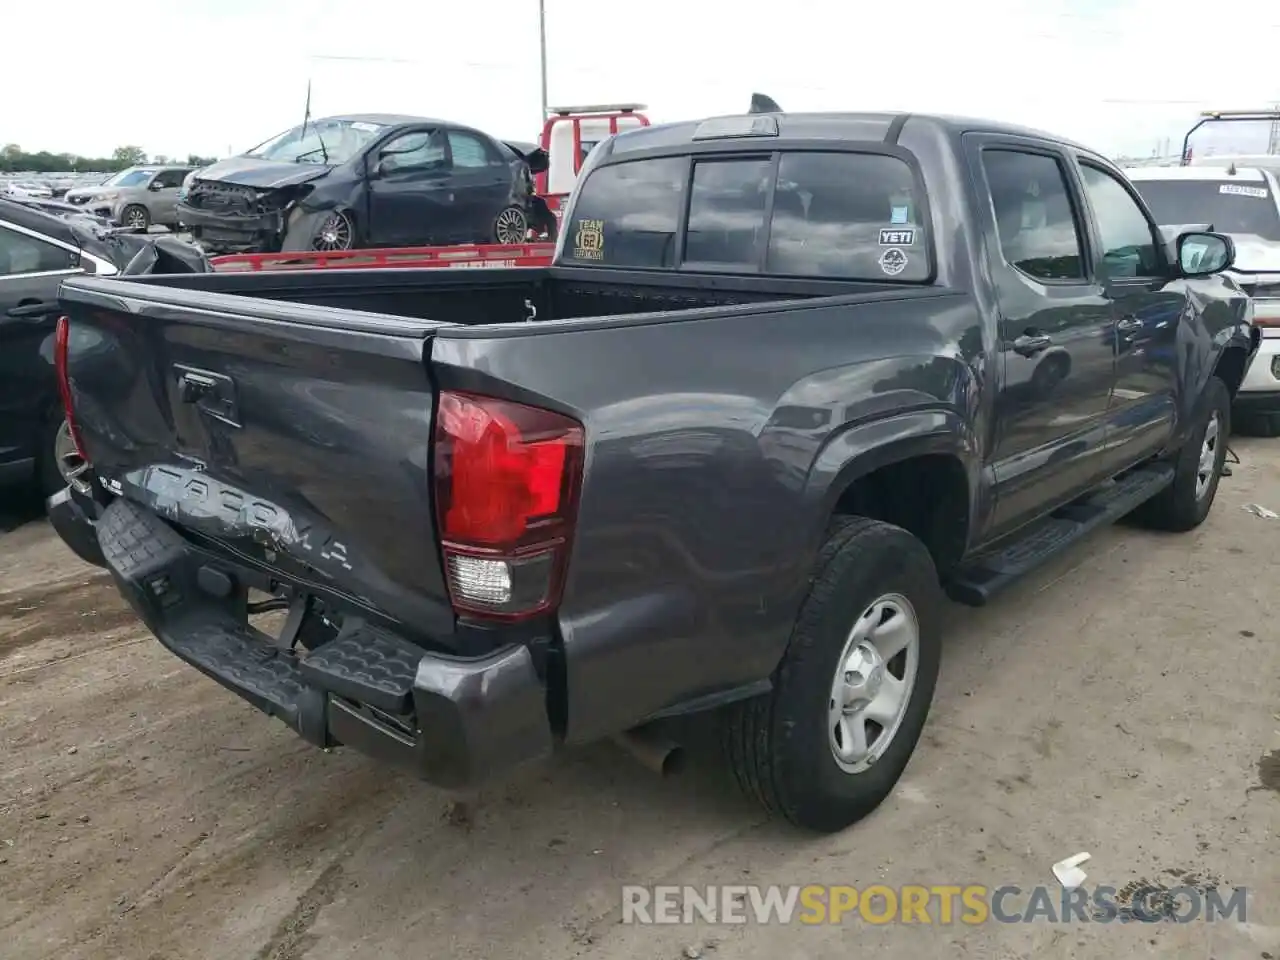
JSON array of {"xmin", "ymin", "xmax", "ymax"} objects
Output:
[
  {"xmin": 57, "ymin": 262, "xmax": 968, "ymax": 757},
  {"xmin": 115, "ymin": 263, "xmax": 921, "ymax": 327}
]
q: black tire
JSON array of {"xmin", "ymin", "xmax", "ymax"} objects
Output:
[
  {"xmin": 1129, "ymin": 376, "xmax": 1231, "ymax": 532},
  {"xmin": 120, "ymin": 204, "xmax": 150, "ymax": 231},
  {"xmin": 720, "ymin": 517, "xmax": 943, "ymax": 833}
]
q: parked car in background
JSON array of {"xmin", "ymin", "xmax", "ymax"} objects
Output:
[
  {"xmin": 0, "ymin": 198, "xmax": 209, "ymax": 502},
  {"xmin": 0, "ymin": 180, "xmax": 54, "ymax": 200},
  {"xmin": 0, "ymin": 198, "xmax": 120, "ymax": 498},
  {"xmin": 175, "ymin": 167, "xmax": 205, "ymax": 230},
  {"xmin": 176, "ymin": 113, "xmax": 549, "ymax": 254},
  {"xmin": 63, "ymin": 164, "xmax": 195, "ymax": 231},
  {"xmin": 3, "ymin": 194, "xmax": 114, "ymax": 229},
  {"xmin": 45, "ymin": 178, "xmax": 77, "ymax": 199},
  {"xmin": 1126, "ymin": 164, "xmax": 1280, "ymax": 434},
  {"xmin": 50, "ymin": 110, "xmax": 1254, "ymax": 833}
]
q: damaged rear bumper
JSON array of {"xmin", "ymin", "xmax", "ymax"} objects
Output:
[
  {"xmin": 176, "ymin": 203, "xmax": 284, "ymax": 253},
  {"xmin": 86, "ymin": 496, "xmax": 554, "ymax": 788},
  {"xmin": 47, "ymin": 485, "xmax": 107, "ymax": 568}
]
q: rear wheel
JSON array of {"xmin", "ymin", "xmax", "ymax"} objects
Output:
[
  {"xmin": 39, "ymin": 414, "xmax": 90, "ymax": 500},
  {"xmin": 721, "ymin": 517, "xmax": 943, "ymax": 832},
  {"xmin": 494, "ymin": 206, "xmax": 528, "ymax": 244}
]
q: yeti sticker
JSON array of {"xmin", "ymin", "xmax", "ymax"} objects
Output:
[
  {"xmin": 879, "ymin": 228, "xmax": 915, "ymax": 246},
  {"xmin": 878, "ymin": 248, "xmax": 909, "ymax": 276}
]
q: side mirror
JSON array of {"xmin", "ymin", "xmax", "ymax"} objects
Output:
[
  {"xmin": 147, "ymin": 180, "xmax": 164, "ymax": 191},
  {"xmin": 1177, "ymin": 231, "xmax": 1235, "ymax": 277}
]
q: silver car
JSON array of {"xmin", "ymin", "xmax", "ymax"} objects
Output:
[{"xmin": 63, "ymin": 165, "xmax": 194, "ymax": 230}]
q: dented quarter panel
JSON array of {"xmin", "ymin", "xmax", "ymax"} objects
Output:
[{"xmin": 429, "ymin": 289, "xmax": 985, "ymax": 744}]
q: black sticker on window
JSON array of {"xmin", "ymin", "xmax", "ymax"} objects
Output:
[{"xmin": 878, "ymin": 228, "xmax": 915, "ymax": 246}]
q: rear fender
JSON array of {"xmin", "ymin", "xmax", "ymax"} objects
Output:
[{"xmin": 805, "ymin": 407, "xmax": 982, "ymax": 556}]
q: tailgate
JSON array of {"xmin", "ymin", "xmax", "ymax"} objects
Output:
[{"xmin": 58, "ymin": 275, "xmax": 455, "ymax": 634}]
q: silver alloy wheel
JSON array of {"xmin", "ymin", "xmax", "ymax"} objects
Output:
[
  {"xmin": 124, "ymin": 206, "xmax": 148, "ymax": 229},
  {"xmin": 495, "ymin": 207, "xmax": 528, "ymax": 244},
  {"xmin": 828, "ymin": 593, "xmax": 920, "ymax": 774},
  {"xmin": 54, "ymin": 419, "xmax": 91, "ymax": 495},
  {"xmin": 313, "ymin": 212, "xmax": 354, "ymax": 251},
  {"xmin": 1195, "ymin": 411, "xmax": 1220, "ymax": 501}
]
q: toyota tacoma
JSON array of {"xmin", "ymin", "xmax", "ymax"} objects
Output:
[{"xmin": 47, "ymin": 109, "xmax": 1256, "ymax": 833}]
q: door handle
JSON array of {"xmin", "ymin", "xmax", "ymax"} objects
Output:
[
  {"xmin": 6, "ymin": 301, "xmax": 60, "ymax": 320},
  {"xmin": 1012, "ymin": 332, "xmax": 1053, "ymax": 357},
  {"xmin": 1116, "ymin": 315, "xmax": 1143, "ymax": 333}
]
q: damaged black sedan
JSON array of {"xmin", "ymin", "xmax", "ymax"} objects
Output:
[{"xmin": 177, "ymin": 113, "xmax": 552, "ymax": 254}]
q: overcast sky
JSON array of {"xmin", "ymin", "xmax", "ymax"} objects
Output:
[{"xmin": 6, "ymin": 0, "xmax": 1280, "ymax": 161}]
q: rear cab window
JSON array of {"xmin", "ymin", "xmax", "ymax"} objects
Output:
[{"xmin": 564, "ymin": 149, "xmax": 931, "ymax": 282}]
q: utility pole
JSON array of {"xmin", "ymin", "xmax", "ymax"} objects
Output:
[
  {"xmin": 1268, "ymin": 102, "xmax": 1280, "ymax": 155},
  {"xmin": 538, "ymin": 0, "xmax": 549, "ymax": 123}
]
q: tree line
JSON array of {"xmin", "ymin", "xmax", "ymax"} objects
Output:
[{"xmin": 1, "ymin": 144, "xmax": 219, "ymax": 174}]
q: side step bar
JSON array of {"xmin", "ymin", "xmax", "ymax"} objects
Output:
[{"xmin": 946, "ymin": 464, "xmax": 1175, "ymax": 607}]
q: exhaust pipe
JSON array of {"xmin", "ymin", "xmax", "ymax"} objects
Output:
[{"xmin": 613, "ymin": 728, "xmax": 685, "ymax": 776}]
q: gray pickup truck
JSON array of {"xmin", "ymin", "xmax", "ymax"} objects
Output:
[{"xmin": 48, "ymin": 110, "xmax": 1256, "ymax": 833}]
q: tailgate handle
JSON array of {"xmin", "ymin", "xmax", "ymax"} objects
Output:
[{"xmin": 175, "ymin": 365, "xmax": 240, "ymax": 427}]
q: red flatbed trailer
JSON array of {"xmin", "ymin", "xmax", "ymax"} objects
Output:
[{"xmin": 210, "ymin": 242, "xmax": 555, "ymax": 272}]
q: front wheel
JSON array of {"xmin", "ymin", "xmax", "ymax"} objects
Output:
[
  {"xmin": 310, "ymin": 210, "xmax": 355, "ymax": 251},
  {"xmin": 1129, "ymin": 375, "xmax": 1230, "ymax": 532},
  {"xmin": 120, "ymin": 204, "xmax": 150, "ymax": 231},
  {"xmin": 281, "ymin": 210, "xmax": 356, "ymax": 252},
  {"xmin": 721, "ymin": 517, "xmax": 943, "ymax": 833}
]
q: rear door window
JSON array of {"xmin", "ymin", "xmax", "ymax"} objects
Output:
[
  {"xmin": 981, "ymin": 149, "xmax": 1086, "ymax": 281},
  {"xmin": 564, "ymin": 151, "xmax": 929, "ymax": 280}
]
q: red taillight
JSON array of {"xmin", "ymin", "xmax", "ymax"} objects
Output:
[
  {"xmin": 54, "ymin": 315, "xmax": 88, "ymax": 460},
  {"xmin": 434, "ymin": 391, "xmax": 584, "ymax": 621}
]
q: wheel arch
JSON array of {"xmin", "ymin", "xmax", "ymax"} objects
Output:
[
  {"xmin": 807, "ymin": 409, "xmax": 979, "ymax": 577},
  {"xmin": 1213, "ymin": 340, "xmax": 1253, "ymax": 400}
]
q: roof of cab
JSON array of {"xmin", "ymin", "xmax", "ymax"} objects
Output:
[{"xmin": 605, "ymin": 111, "xmax": 1099, "ymax": 157}]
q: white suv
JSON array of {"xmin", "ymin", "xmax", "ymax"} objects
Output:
[{"xmin": 1126, "ymin": 164, "xmax": 1280, "ymax": 434}]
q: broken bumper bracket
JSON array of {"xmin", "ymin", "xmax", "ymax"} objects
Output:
[{"xmin": 92, "ymin": 497, "xmax": 554, "ymax": 789}]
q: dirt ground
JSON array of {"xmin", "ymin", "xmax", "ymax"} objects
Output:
[{"xmin": 1, "ymin": 443, "xmax": 1278, "ymax": 960}]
